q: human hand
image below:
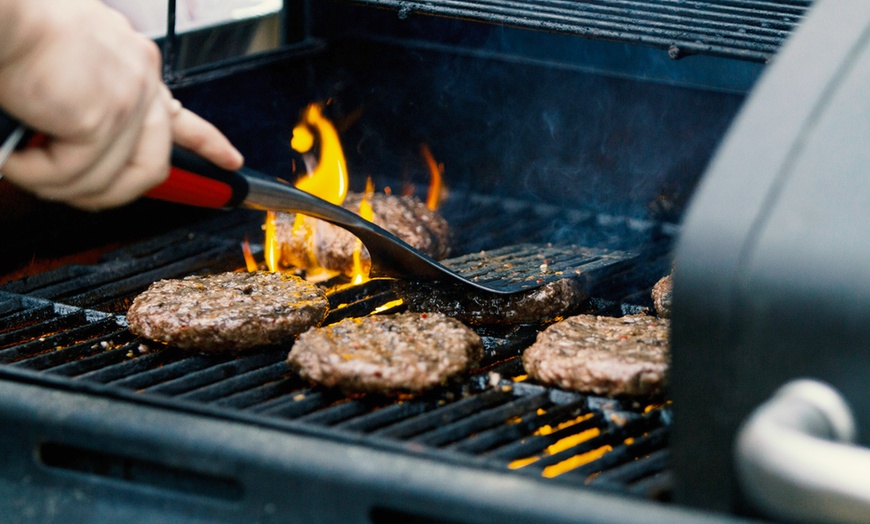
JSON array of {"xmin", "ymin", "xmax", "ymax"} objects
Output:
[{"xmin": 0, "ymin": 0, "xmax": 243, "ymax": 211}]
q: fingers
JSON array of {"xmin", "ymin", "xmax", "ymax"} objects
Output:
[
  {"xmin": 65, "ymin": 88, "xmax": 175, "ymax": 210},
  {"xmin": 2, "ymin": 93, "xmax": 243, "ymax": 212},
  {"xmin": 2, "ymin": 83, "xmax": 172, "ymax": 211}
]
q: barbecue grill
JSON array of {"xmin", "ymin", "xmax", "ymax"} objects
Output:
[{"xmin": 6, "ymin": 1, "xmax": 868, "ymax": 522}]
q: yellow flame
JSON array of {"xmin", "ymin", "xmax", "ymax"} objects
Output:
[
  {"xmin": 371, "ymin": 299, "xmax": 405, "ymax": 314},
  {"xmin": 292, "ymin": 103, "xmax": 348, "ymax": 205},
  {"xmin": 420, "ymin": 143, "xmax": 444, "ymax": 211},
  {"xmin": 263, "ymin": 103, "xmax": 350, "ymax": 277},
  {"xmin": 351, "ymin": 177, "xmax": 375, "ymax": 284},
  {"xmin": 264, "ymin": 211, "xmax": 279, "ymax": 272}
]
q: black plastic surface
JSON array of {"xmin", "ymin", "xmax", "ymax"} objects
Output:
[{"xmin": 671, "ymin": 0, "xmax": 870, "ymax": 515}]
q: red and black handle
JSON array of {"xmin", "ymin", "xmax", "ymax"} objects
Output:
[
  {"xmin": 150, "ymin": 146, "xmax": 250, "ymax": 209},
  {"xmin": 0, "ymin": 108, "xmax": 249, "ymax": 209}
]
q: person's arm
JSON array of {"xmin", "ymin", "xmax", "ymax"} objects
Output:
[{"xmin": 0, "ymin": 0, "xmax": 243, "ymax": 211}]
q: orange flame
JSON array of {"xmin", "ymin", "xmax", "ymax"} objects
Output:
[
  {"xmin": 263, "ymin": 103, "xmax": 350, "ymax": 278},
  {"xmin": 420, "ymin": 143, "xmax": 444, "ymax": 211},
  {"xmin": 351, "ymin": 177, "xmax": 375, "ymax": 284},
  {"xmin": 241, "ymin": 238, "xmax": 259, "ymax": 272}
]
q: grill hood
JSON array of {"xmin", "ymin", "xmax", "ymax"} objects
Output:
[{"xmin": 671, "ymin": 0, "xmax": 870, "ymax": 518}]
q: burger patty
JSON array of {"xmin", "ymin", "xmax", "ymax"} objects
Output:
[
  {"xmin": 274, "ymin": 192, "xmax": 451, "ymax": 277},
  {"xmin": 394, "ymin": 278, "xmax": 587, "ymax": 325},
  {"xmin": 127, "ymin": 271, "xmax": 329, "ymax": 352},
  {"xmin": 651, "ymin": 272, "xmax": 673, "ymax": 318},
  {"xmin": 522, "ymin": 313, "xmax": 670, "ymax": 397},
  {"xmin": 287, "ymin": 312, "xmax": 483, "ymax": 393}
]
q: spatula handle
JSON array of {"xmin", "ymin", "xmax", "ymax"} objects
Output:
[
  {"xmin": 146, "ymin": 146, "xmax": 249, "ymax": 209},
  {"xmin": 0, "ymin": 107, "xmax": 250, "ymax": 209}
]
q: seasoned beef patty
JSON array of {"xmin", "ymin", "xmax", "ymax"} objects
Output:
[
  {"xmin": 394, "ymin": 278, "xmax": 587, "ymax": 325},
  {"xmin": 651, "ymin": 273, "xmax": 673, "ymax": 318},
  {"xmin": 287, "ymin": 312, "xmax": 483, "ymax": 393},
  {"xmin": 127, "ymin": 271, "xmax": 329, "ymax": 352},
  {"xmin": 522, "ymin": 314, "xmax": 670, "ymax": 397},
  {"xmin": 274, "ymin": 192, "xmax": 450, "ymax": 277}
]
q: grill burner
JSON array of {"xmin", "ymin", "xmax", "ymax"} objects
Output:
[{"xmin": 0, "ymin": 191, "xmax": 675, "ymax": 512}]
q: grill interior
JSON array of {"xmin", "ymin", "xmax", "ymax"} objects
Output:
[{"xmin": 0, "ymin": 189, "xmax": 675, "ymax": 501}]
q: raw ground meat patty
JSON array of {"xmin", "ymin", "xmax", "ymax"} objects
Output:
[
  {"xmin": 394, "ymin": 278, "xmax": 587, "ymax": 325},
  {"xmin": 274, "ymin": 192, "xmax": 451, "ymax": 277},
  {"xmin": 287, "ymin": 312, "xmax": 483, "ymax": 393},
  {"xmin": 127, "ymin": 271, "xmax": 329, "ymax": 352},
  {"xmin": 522, "ymin": 313, "xmax": 670, "ymax": 397}
]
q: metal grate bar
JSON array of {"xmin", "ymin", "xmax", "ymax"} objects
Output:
[
  {"xmin": 212, "ymin": 375, "xmax": 309, "ymax": 409},
  {"xmin": 252, "ymin": 388, "xmax": 343, "ymax": 418},
  {"xmin": 448, "ymin": 399, "xmax": 589, "ymax": 454},
  {"xmin": 589, "ymin": 448, "xmax": 671, "ymax": 487},
  {"xmin": 175, "ymin": 361, "xmax": 291, "ymax": 402},
  {"xmin": 346, "ymin": 0, "xmax": 811, "ymax": 61},
  {"xmin": 523, "ymin": 412, "xmax": 661, "ymax": 471},
  {"xmin": 487, "ymin": 410, "xmax": 606, "ymax": 460},
  {"xmin": 411, "ymin": 392, "xmax": 551, "ymax": 447},
  {"xmin": 7, "ymin": 240, "xmax": 233, "ymax": 300},
  {"xmin": 139, "ymin": 353, "xmax": 283, "ymax": 396},
  {"xmin": 0, "ymin": 316, "xmax": 120, "ymax": 363},
  {"xmin": 64, "ymin": 347, "xmax": 185, "ymax": 382},
  {"xmin": 373, "ymin": 388, "xmax": 512, "ymax": 439},
  {"xmin": 0, "ymin": 307, "xmax": 79, "ymax": 348},
  {"xmin": 333, "ymin": 399, "xmax": 439, "ymax": 433},
  {"xmin": 297, "ymin": 398, "xmax": 389, "ymax": 426},
  {"xmin": 563, "ymin": 425, "xmax": 669, "ymax": 482},
  {"xmin": 13, "ymin": 330, "xmax": 133, "ymax": 371}
]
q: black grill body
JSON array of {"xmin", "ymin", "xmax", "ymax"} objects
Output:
[
  {"xmin": 672, "ymin": 1, "xmax": 870, "ymax": 516},
  {"xmin": 0, "ymin": 1, "xmax": 819, "ymax": 522}
]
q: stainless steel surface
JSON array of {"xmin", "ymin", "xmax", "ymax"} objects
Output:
[{"xmin": 736, "ymin": 379, "xmax": 870, "ymax": 523}]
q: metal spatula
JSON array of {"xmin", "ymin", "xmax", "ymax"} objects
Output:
[{"xmin": 156, "ymin": 148, "xmax": 636, "ymax": 294}]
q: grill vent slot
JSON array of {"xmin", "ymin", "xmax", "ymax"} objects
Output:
[{"xmin": 38, "ymin": 442, "xmax": 245, "ymax": 501}]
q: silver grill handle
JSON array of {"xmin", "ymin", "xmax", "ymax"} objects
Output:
[{"xmin": 735, "ymin": 379, "xmax": 870, "ymax": 523}]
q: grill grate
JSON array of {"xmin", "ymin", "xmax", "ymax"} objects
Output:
[
  {"xmin": 0, "ymin": 197, "xmax": 675, "ymax": 499},
  {"xmin": 346, "ymin": 0, "xmax": 812, "ymax": 61}
]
